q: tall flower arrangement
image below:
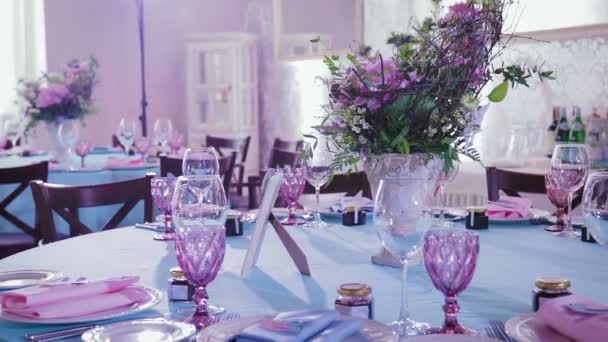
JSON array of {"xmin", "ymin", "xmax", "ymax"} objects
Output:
[
  {"xmin": 17, "ymin": 57, "xmax": 98, "ymax": 130},
  {"xmin": 314, "ymin": 0, "xmax": 553, "ymax": 171}
]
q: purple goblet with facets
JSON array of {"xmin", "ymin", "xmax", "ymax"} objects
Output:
[
  {"xmin": 279, "ymin": 167, "xmax": 306, "ymax": 225},
  {"xmin": 151, "ymin": 176, "xmax": 176, "ymax": 241},
  {"xmin": 424, "ymin": 229, "xmax": 479, "ymax": 335}
]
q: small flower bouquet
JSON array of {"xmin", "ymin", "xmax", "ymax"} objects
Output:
[
  {"xmin": 314, "ymin": 0, "xmax": 553, "ymax": 171},
  {"xmin": 17, "ymin": 57, "xmax": 98, "ymax": 130}
]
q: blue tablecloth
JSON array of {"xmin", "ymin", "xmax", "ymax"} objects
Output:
[
  {"xmin": 0, "ymin": 219, "xmax": 606, "ymax": 341},
  {"xmin": 0, "ymin": 152, "xmax": 158, "ymax": 235}
]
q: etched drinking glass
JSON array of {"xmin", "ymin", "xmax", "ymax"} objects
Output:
[
  {"xmin": 172, "ymin": 175, "xmax": 227, "ymax": 329},
  {"xmin": 279, "ymin": 167, "xmax": 306, "ymax": 226},
  {"xmin": 424, "ymin": 229, "xmax": 479, "ymax": 335},
  {"xmin": 545, "ymin": 170, "xmax": 568, "ymax": 232},
  {"xmin": 151, "ymin": 176, "xmax": 176, "ymax": 241}
]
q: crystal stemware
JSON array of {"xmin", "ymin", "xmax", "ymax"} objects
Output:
[
  {"xmin": 583, "ymin": 172, "xmax": 608, "ymax": 246},
  {"xmin": 169, "ymin": 133, "xmax": 185, "ymax": 155},
  {"xmin": 172, "ymin": 175, "xmax": 227, "ymax": 329},
  {"xmin": 551, "ymin": 144, "xmax": 590, "ymax": 238},
  {"xmin": 545, "ymin": 170, "xmax": 569, "ymax": 232},
  {"xmin": 134, "ymin": 137, "xmax": 151, "ymax": 161},
  {"xmin": 279, "ymin": 167, "xmax": 306, "ymax": 226},
  {"xmin": 182, "ymin": 147, "xmax": 220, "ymax": 176},
  {"xmin": 302, "ymin": 140, "xmax": 332, "ymax": 229},
  {"xmin": 151, "ymin": 176, "xmax": 176, "ymax": 241},
  {"xmin": 374, "ymin": 177, "xmax": 434, "ymax": 337},
  {"xmin": 434, "ymin": 160, "xmax": 460, "ymax": 227},
  {"xmin": 424, "ymin": 229, "xmax": 479, "ymax": 335},
  {"xmin": 2, "ymin": 117, "xmax": 24, "ymax": 149},
  {"xmin": 154, "ymin": 119, "xmax": 173, "ymax": 154},
  {"xmin": 117, "ymin": 118, "xmax": 137, "ymax": 154},
  {"xmin": 74, "ymin": 140, "xmax": 91, "ymax": 168}
]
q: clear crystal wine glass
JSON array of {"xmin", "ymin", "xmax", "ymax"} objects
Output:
[
  {"xmin": 74, "ymin": 140, "xmax": 91, "ymax": 169},
  {"xmin": 279, "ymin": 167, "xmax": 306, "ymax": 226},
  {"xmin": 182, "ymin": 147, "xmax": 220, "ymax": 176},
  {"xmin": 424, "ymin": 229, "xmax": 479, "ymax": 335},
  {"xmin": 117, "ymin": 118, "xmax": 137, "ymax": 154},
  {"xmin": 434, "ymin": 160, "xmax": 460, "ymax": 227},
  {"xmin": 151, "ymin": 176, "xmax": 176, "ymax": 241},
  {"xmin": 172, "ymin": 175, "xmax": 227, "ymax": 329},
  {"xmin": 551, "ymin": 144, "xmax": 590, "ymax": 238},
  {"xmin": 374, "ymin": 177, "xmax": 433, "ymax": 337},
  {"xmin": 154, "ymin": 119, "xmax": 173, "ymax": 154},
  {"xmin": 302, "ymin": 141, "xmax": 332, "ymax": 229},
  {"xmin": 583, "ymin": 172, "xmax": 608, "ymax": 246},
  {"xmin": 134, "ymin": 137, "xmax": 151, "ymax": 161},
  {"xmin": 545, "ymin": 170, "xmax": 569, "ymax": 232}
]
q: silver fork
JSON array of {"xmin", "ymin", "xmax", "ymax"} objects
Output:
[
  {"xmin": 485, "ymin": 327, "xmax": 498, "ymax": 339},
  {"xmin": 224, "ymin": 312, "xmax": 241, "ymax": 321},
  {"xmin": 490, "ymin": 320, "xmax": 514, "ymax": 342}
]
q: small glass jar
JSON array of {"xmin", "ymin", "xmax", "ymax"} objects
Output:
[
  {"xmin": 342, "ymin": 206, "xmax": 366, "ymax": 226},
  {"xmin": 334, "ymin": 283, "xmax": 373, "ymax": 319},
  {"xmin": 532, "ymin": 277, "xmax": 571, "ymax": 311},
  {"xmin": 466, "ymin": 207, "xmax": 489, "ymax": 230},
  {"xmin": 168, "ymin": 267, "xmax": 195, "ymax": 302}
]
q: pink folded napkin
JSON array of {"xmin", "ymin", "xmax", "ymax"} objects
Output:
[
  {"xmin": 104, "ymin": 156, "xmax": 145, "ymax": 169},
  {"xmin": 538, "ymin": 294, "xmax": 608, "ymax": 342},
  {"xmin": 486, "ymin": 196, "xmax": 532, "ymax": 219},
  {"xmin": 1, "ymin": 276, "xmax": 142, "ymax": 319}
]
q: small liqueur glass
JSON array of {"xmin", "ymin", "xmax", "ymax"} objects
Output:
[
  {"xmin": 74, "ymin": 140, "xmax": 91, "ymax": 169},
  {"xmin": 172, "ymin": 175, "xmax": 227, "ymax": 329},
  {"xmin": 151, "ymin": 176, "xmax": 176, "ymax": 241},
  {"xmin": 134, "ymin": 137, "xmax": 151, "ymax": 161},
  {"xmin": 545, "ymin": 170, "xmax": 568, "ymax": 232},
  {"xmin": 424, "ymin": 229, "xmax": 479, "ymax": 335},
  {"xmin": 279, "ymin": 167, "xmax": 306, "ymax": 226}
]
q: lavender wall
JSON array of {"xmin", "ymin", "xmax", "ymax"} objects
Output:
[{"xmin": 42, "ymin": 0, "xmax": 249, "ymax": 146}]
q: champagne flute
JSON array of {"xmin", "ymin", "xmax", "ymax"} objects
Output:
[
  {"xmin": 172, "ymin": 175, "xmax": 227, "ymax": 328},
  {"xmin": 302, "ymin": 141, "xmax": 332, "ymax": 229},
  {"xmin": 434, "ymin": 159, "xmax": 460, "ymax": 227},
  {"xmin": 117, "ymin": 118, "xmax": 137, "ymax": 154},
  {"xmin": 551, "ymin": 144, "xmax": 590, "ymax": 238},
  {"xmin": 154, "ymin": 119, "xmax": 173, "ymax": 154},
  {"xmin": 182, "ymin": 147, "xmax": 220, "ymax": 176},
  {"xmin": 374, "ymin": 177, "xmax": 433, "ymax": 336},
  {"xmin": 583, "ymin": 172, "xmax": 608, "ymax": 246}
]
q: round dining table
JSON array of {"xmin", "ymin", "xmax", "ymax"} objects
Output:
[{"xmin": 0, "ymin": 217, "xmax": 607, "ymax": 341}]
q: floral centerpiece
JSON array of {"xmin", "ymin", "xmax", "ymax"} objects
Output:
[
  {"xmin": 313, "ymin": 0, "xmax": 553, "ymax": 176},
  {"xmin": 17, "ymin": 57, "xmax": 98, "ymax": 131}
]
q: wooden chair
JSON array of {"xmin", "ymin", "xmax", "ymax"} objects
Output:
[
  {"xmin": 273, "ymin": 138, "xmax": 306, "ymax": 152},
  {"xmin": 268, "ymin": 148, "xmax": 301, "ymax": 168},
  {"xmin": 206, "ymin": 135, "xmax": 251, "ymax": 195},
  {"xmin": 30, "ymin": 174, "xmax": 154, "ymax": 244},
  {"xmin": 304, "ymin": 172, "xmax": 372, "ymax": 198},
  {"xmin": 160, "ymin": 153, "xmax": 237, "ymax": 192},
  {"xmin": 0, "ymin": 161, "xmax": 48, "ymax": 259}
]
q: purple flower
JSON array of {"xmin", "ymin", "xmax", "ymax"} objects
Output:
[
  {"xmin": 444, "ymin": 2, "xmax": 480, "ymax": 22},
  {"xmin": 35, "ymin": 84, "xmax": 69, "ymax": 108}
]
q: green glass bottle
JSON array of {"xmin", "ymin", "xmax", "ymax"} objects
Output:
[
  {"xmin": 556, "ymin": 107, "xmax": 570, "ymax": 143},
  {"xmin": 570, "ymin": 106, "xmax": 586, "ymax": 143}
]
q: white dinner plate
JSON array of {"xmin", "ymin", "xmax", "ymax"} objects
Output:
[
  {"xmin": 82, "ymin": 318, "xmax": 196, "ymax": 342},
  {"xmin": 504, "ymin": 313, "xmax": 573, "ymax": 342},
  {"xmin": 197, "ymin": 315, "xmax": 397, "ymax": 342},
  {"xmin": 408, "ymin": 334, "xmax": 496, "ymax": 341},
  {"xmin": 0, "ymin": 286, "xmax": 162, "ymax": 324},
  {"xmin": 0, "ymin": 270, "xmax": 63, "ymax": 290},
  {"xmin": 490, "ymin": 208, "xmax": 551, "ymax": 223}
]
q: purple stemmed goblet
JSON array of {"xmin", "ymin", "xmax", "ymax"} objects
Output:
[
  {"xmin": 134, "ymin": 137, "xmax": 152, "ymax": 161},
  {"xmin": 151, "ymin": 176, "xmax": 176, "ymax": 241},
  {"xmin": 279, "ymin": 167, "xmax": 306, "ymax": 225},
  {"xmin": 172, "ymin": 175, "xmax": 227, "ymax": 329},
  {"xmin": 545, "ymin": 171, "xmax": 568, "ymax": 232},
  {"xmin": 169, "ymin": 133, "xmax": 185, "ymax": 156},
  {"xmin": 424, "ymin": 229, "xmax": 479, "ymax": 335},
  {"xmin": 74, "ymin": 140, "xmax": 91, "ymax": 168}
]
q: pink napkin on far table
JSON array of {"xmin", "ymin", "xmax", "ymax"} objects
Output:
[
  {"xmin": 538, "ymin": 294, "xmax": 608, "ymax": 342},
  {"xmin": 104, "ymin": 156, "xmax": 146, "ymax": 169},
  {"xmin": 0, "ymin": 276, "xmax": 146, "ymax": 319},
  {"xmin": 486, "ymin": 196, "xmax": 532, "ymax": 219}
]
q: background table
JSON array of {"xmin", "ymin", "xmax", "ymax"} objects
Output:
[
  {"xmin": 0, "ymin": 151, "xmax": 158, "ymax": 235},
  {"xmin": 0, "ymin": 218, "xmax": 606, "ymax": 341}
]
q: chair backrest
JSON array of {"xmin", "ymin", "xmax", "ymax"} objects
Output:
[
  {"xmin": 268, "ymin": 148, "xmax": 301, "ymax": 169},
  {"xmin": 0, "ymin": 161, "xmax": 48, "ymax": 238},
  {"xmin": 30, "ymin": 174, "xmax": 154, "ymax": 243},
  {"xmin": 485, "ymin": 167, "xmax": 546, "ymax": 201},
  {"xmin": 273, "ymin": 138, "xmax": 306, "ymax": 152},
  {"xmin": 206, "ymin": 135, "xmax": 251, "ymax": 165},
  {"xmin": 304, "ymin": 171, "xmax": 372, "ymax": 198},
  {"xmin": 160, "ymin": 153, "xmax": 237, "ymax": 192}
]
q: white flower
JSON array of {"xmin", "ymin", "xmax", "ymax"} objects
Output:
[
  {"xmin": 358, "ymin": 135, "xmax": 367, "ymax": 144},
  {"xmin": 352, "ymin": 126, "xmax": 361, "ymax": 133}
]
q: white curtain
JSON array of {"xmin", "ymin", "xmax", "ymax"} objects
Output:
[{"xmin": 0, "ymin": 0, "xmax": 46, "ymax": 115}]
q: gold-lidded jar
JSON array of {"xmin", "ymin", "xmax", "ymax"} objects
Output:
[
  {"xmin": 168, "ymin": 266, "xmax": 195, "ymax": 302},
  {"xmin": 335, "ymin": 283, "xmax": 373, "ymax": 319},
  {"xmin": 532, "ymin": 277, "xmax": 571, "ymax": 311}
]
